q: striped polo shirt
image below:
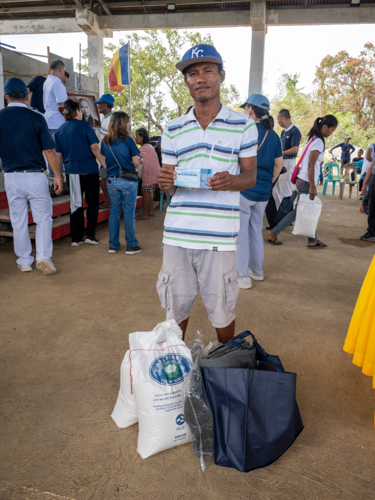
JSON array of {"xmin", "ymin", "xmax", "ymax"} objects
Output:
[{"xmin": 161, "ymin": 104, "xmax": 258, "ymax": 251}]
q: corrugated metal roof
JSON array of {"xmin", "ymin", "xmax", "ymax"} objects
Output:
[{"xmin": 0, "ymin": 0, "xmax": 373, "ymax": 20}]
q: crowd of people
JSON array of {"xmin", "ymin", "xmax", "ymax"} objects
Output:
[{"xmin": 0, "ymin": 44, "xmax": 374, "ymax": 341}]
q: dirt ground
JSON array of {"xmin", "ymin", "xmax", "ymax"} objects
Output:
[{"xmin": 1, "ymin": 186, "xmax": 375, "ymax": 500}]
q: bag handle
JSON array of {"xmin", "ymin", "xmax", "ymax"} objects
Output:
[
  {"xmin": 109, "ymin": 144, "xmax": 122, "ymax": 171},
  {"xmin": 295, "ymin": 137, "xmax": 317, "ymax": 168},
  {"xmin": 227, "ymin": 330, "xmax": 285, "ymax": 373},
  {"xmin": 257, "ymin": 130, "xmax": 269, "ymax": 152}
]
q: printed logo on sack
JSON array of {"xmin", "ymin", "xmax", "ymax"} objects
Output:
[
  {"xmin": 149, "ymin": 354, "xmax": 192, "ymax": 386},
  {"xmin": 176, "ymin": 414, "xmax": 185, "ymax": 425}
]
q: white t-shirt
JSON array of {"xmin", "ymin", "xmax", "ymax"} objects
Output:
[
  {"xmin": 99, "ymin": 111, "xmax": 112, "ymax": 140},
  {"xmin": 361, "ymin": 144, "xmax": 375, "ymax": 176},
  {"xmin": 298, "ymin": 136, "xmax": 324, "ymax": 185},
  {"xmin": 43, "ymin": 75, "xmax": 68, "ymax": 130}
]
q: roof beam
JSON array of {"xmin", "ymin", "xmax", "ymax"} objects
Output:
[
  {"xmin": 100, "ymin": 10, "xmax": 248, "ymax": 29},
  {"xmin": 0, "ymin": 17, "xmax": 82, "ymax": 33},
  {"xmin": 0, "ymin": 4, "xmax": 76, "ymax": 13},
  {"xmin": 250, "ymin": 0, "xmax": 266, "ymax": 31},
  {"xmin": 267, "ymin": 5, "xmax": 375, "ymax": 25},
  {"xmin": 76, "ymin": 8, "xmax": 112, "ymax": 36},
  {"xmin": 97, "ymin": 0, "xmax": 112, "ymax": 15}
]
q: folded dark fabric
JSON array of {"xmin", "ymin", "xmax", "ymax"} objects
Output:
[{"xmin": 201, "ymin": 339, "xmax": 256, "ymax": 369}]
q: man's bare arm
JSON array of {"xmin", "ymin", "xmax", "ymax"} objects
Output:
[
  {"xmin": 283, "ymin": 146, "xmax": 299, "ymax": 157},
  {"xmin": 44, "ymin": 149, "xmax": 63, "ymax": 194}
]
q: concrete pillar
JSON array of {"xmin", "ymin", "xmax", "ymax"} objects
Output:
[
  {"xmin": 0, "ymin": 53, "xmax": 4, "ymax": 110},
  {"xmin": 88, "ymin": 33, "xmax": 104, "ymax": 97},
  {"xmin": 248, "ymin": 29, "xmax": 266, "ymax": 95}
]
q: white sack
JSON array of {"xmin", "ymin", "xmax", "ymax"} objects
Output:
[
  {"xmin": 292, "ymin": 193, "xmax": 322, "ymax": 239},
  {"xmin": 111, "ymin": 350, "xmax": 138, "ymax": 428},
  {"xmin": 130, "ymin": 319, "xmax": 192, "ymax": 459}
]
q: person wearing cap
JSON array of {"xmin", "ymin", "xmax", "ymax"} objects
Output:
[
  {"xmin": 157, "ymin": 44, "xmax": 258, "ymax": 344},
  {"xmin": 0, "ymin": 77, "xmax": 63, "ymax": 274},
  {"xmin": 94, "ymin": 93, "xmax": 115, "ymax": 209},
  {"xmin": 236, "ymin": 94, "xmax": 283, "ymax": 289},
  {"xmin": 43, "ymin": 59, "xmax": 68, "ymax": 179},
  {"xmin": 272, "ymin": 109, "xmax": 301, "ymax": 211},
  {"xmin": 329, "ymin": 137, "xmax": 355, "ymax": 169}
]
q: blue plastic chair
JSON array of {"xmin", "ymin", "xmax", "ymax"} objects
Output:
[
  {"xmin": 322, "ymin": 163, "xmax": 341, "ymax": 196},
  {"xmin": 159, "ymin": 192, "xmax": 171, "ymax": 210}
]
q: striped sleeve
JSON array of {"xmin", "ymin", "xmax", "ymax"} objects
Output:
[
  {"xmin": 161, "ymin": 127, "xmax": 178, "ymax": 166},
  {"xmin": 239, "ymin": 119, "xmax": 258, "ymax": 158}
]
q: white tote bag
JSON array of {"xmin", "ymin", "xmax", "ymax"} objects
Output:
[{"xmin": 292, "ymin": 193, "xmax": 322, "ymax": 239}]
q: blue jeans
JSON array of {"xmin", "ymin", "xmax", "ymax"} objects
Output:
[
  {"xmin": 107, "ymin": 177, "xmax": 138, "ymax": 249},
  {"xmin": 271, "ymin": 179, "xmax": 318, "ymax": 244}
]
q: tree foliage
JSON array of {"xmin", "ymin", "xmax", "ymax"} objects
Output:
[
  {"xmin": 315, "ymin": 42, "xmax": 375, "ymax": 130},
  {"xmin": 270, "ymin": 43, "xmax": 375, "ymax": 150},
  {"xmin": 80, "ymin": 30, "xmax": 240, "ymax": 136},
  {"xmin": 271, "ymin": 73, "xmax": 319, "ymax": 143}
]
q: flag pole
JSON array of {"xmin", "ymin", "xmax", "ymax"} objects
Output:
[{"xmin": 128, "ymin": 42, "xmax": 132, "ymax": 137}]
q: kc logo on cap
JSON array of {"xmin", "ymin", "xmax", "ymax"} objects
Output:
[{"xmin": 191, "ymin": 47, "xmax": 204, "ymax": 58}]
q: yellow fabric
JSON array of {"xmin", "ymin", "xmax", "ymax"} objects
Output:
[{"xmin": 343, "ymin": 256, "xmax": 375, "ymax": 389}]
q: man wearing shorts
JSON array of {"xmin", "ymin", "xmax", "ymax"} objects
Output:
[{"xmin": 157, "ymin": 44, "xmax": 258, "ymax": 343}]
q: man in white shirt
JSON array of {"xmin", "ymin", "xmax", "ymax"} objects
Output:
[
  {"xmin": 43, "ymin": 59, "xmax": 68, "ymax": 178},
  {"xmin": 94, "ymin": 93, "xmax": 115, "ymax": 208},
  {"xmin": 273, "ymin": 109, "xmax": 301, "ymax": 209},
  {"xmin": 157, "ymin": 44, "xmax": 258, "ymax": 344}
]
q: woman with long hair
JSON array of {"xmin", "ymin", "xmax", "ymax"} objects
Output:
[
  {"xmin": 135, "ymin": 128, "xmax": 160, "ymax": 220},
  {"xmin": 235, "ymin": 94, "xmax": 284, "ymax": 289},
  {"xmin": 266, "ymin": 115, "xmax": 338, "ymax": 248},
  {"xmin": 100, "ymin": 112, "xmax": 141, "ymax": 254},
  {"xmin": 54, "ymin": 99, "xmax": 106, "ymax": 246}
]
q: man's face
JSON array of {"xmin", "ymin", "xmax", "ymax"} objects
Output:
[
  {"xmin": 61, "ymin": 75, "xmax": 68, "ymax": 85},
  {"xmin": 184, "ymin": 62, "xmax": 225, "ymax": 103},
  {"xmin": 98, "ymin": 102, "xmax": 109, "ymax": 115},
  {"xmin": 345, "ymin": 138, "xmax": 350, "ymax": 145},
  {"xmin": 57, "ymin": 65, "xmax": 65, "ymax": 81},
  {"xmin": 277, "ymin": 114, "xmax": 286, "ymax": 128}
]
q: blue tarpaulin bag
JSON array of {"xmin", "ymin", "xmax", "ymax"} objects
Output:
[{"xmin": 202, "ymin": 331, "xmax": 303, "ymax": 473}]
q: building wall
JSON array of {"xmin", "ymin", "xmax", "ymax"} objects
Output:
[{"xmin": 0, "ymin": 47, "xmax": 99, "ymax": 105}]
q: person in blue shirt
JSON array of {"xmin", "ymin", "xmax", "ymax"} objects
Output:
[
  {"xmin": 54, "ymin": 99, "xmax": 106, "ymax": 246},
  {"xmin": 100, "ymin": 111, "xmax": 141, "ymax": 255},
  {"xmin": 27, "ymin": 75, "xmax": 46, "ymax": 114},
  {"xmin": 329, "ymin": 137, "xmax": 355, "ymax": 167},
  {"xmin": 0, "ymin": 77, "xmax": 62, "ymax": 275},
  {"xmin": 236, "ymin": 94, "xmax": 283, "ymax": 289}
]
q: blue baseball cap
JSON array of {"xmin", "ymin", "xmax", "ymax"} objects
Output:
[
  {"xmin": 176, "ymin": 44, "xmax": 223, "ymax": 73},
  {"xmin": 240, "ymin": 93, "xmax": 270, "ymax": 111},
  {"xmin": 4, "ymin": 77, "xmax": 27, "ymax": 97},
  {"xmin": 94, "ymin": 94, "xmax": 115, "ymax": 105}
]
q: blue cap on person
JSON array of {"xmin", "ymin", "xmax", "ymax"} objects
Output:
[
  {"xmin": 240, "ymin": 93, "xmax": 270, "ymax": 111},
  {"xmin": 176, "ymin": 44, "xmax": 223, "ymax": 73},
  {"xmin": 94, "ymin": 94, "xmax": 115, "ymax": 105},
  {"xmin": 4, "ymin": 77, "xmax": 28, "ymax": 97}
]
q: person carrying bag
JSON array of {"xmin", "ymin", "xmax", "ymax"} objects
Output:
[
  {"xmin": 266, "ymin": 115, "xmax": 338, "ymax": 248},
  {"xmin": 100, "ymin": 112, "xmax": 142, "ymax": 255},
  {"xmin": 202, "ymin": 330, "xmax": 304, "ymax": 473}
]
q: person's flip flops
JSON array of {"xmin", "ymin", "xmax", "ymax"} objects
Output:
[
  {"xmin": 265, "ymin": 238, "xmax": 283, "ymax": 246},
  {"xmin": 136, "ymin": 215, "xmax": 149, "ymax": 220},
  {"xmin": 307, "ymin": 240, "xmax": 327, "ymax": 248}
]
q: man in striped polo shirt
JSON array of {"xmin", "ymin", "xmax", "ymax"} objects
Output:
[{"xmin": 157, "ymin": 45, "xmax": 258, "ymax": 343}]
